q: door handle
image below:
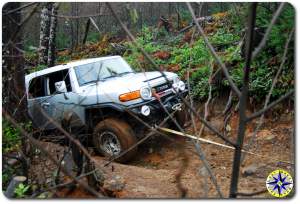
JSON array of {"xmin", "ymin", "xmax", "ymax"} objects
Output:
[{"xmin": 41, "ymin": 102, "xmax": 50, "ymax": 108}]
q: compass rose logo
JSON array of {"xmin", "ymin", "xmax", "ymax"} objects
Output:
[{"xmin": 266, "ymin": 169, "xmax": 293, "ymax": 198}]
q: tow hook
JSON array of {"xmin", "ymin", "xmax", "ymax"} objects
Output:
[{"xmin": 172, "ymin": 103, "xmax": 182, "ymax": 111}]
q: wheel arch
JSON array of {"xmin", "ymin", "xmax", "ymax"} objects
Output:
[{"xmin": 85, "ymin": 103, "xmax": 130, "ymax": 129}]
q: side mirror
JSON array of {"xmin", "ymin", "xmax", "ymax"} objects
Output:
[{"xmin": 55, "ymin": 81, "xmax": 67, "ymax": 93}]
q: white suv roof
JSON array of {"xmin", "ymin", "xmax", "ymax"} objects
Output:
[{"xmin": 25, "ymin": 55, "xmax": 122, "ymax": 83}]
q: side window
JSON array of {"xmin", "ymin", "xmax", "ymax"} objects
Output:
[
  {"xmin": 28, "ymin": 76, "xmax": 46, "ymax": 98},
  {"xmin": 47, "ymin": 69, "xmax": 72, "ymax": 95}
]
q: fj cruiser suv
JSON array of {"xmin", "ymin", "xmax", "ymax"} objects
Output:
[{"xmin": 25, "ymin": 56, "xmax": 187, "ymax": 162}]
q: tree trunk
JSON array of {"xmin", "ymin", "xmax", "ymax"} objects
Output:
[
  {"xmin": 3, "ymin": 2, "xmax": 29, "ymax": 179},
  {"xmin": 2, "ymin": 2, "xmax": 27, "ymax": 121},
  {"xmin": 39, "ymin": 3, "xmax": 52, "ymax": 65},
  {"xmin": 47, "ymin": 3, "xmax": 59, "ymax": 67},
  {"xmin": 82, "ymin": 18, "xmax": 91, "ymax": 45}
]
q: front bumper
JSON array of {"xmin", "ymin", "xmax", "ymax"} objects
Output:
[{"xmin": 128, "ymin": 89, "xmax": 188, "ymax": 118}]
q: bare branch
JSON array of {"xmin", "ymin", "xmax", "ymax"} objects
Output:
[
  {"xmin": 251, "ymin": 3, "xmax": 286, "ymax": 59},
  {"xmin": 246, "ymin": 89, "xmax": 294, "ymax": 122},
  {"xmin": 186, "ymin": 2, "xmax": 241, "ymax": 98}
]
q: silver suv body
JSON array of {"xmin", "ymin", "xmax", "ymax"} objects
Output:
[{"xmin": 25, "ymin": 56, "xmax": 187, "ymax": 162}]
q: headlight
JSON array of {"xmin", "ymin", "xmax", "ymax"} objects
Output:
[
  {"xmin": 140, "ymin": 86, "xmax": 152, "ymax": 100},
  {"xmin": 172, "ymin": 75, "xmax": 185, "ymax": 92},
  {"xmin": 178, "ymin": 81, "xmax": 185, "ymax": 91},
  {"xmin": 173, "ymin": 76, "xmax": 180, "ymax": 84}
]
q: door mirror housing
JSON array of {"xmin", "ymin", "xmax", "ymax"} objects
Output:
[{"xmin": 55, "ymin": 81, "xmax": 67, "ymax": 93}]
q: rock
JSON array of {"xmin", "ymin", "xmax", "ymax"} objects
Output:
[
  {"xmin": 103, "ymin": 175, "xmax": 125, "ymax": 192},
  {"xmin": 242, "ymin": 163, "xmax": 259, "ymax": 176},
  {"xmin": 257, "ymin": 130, "xmax": 274, "ymax": 141},
  {"xmin": 265, "ymin": 135, "xmax": 275, "ymax": 141},
  {"xmin": 148, "ymin": 148, "xmax": 153, "ymax": 154},
  {"xmin": 46, "ymin": 178, "xmax": 52, "ymax": 184},
  {"xmin": 7, "ymin": 158, "xmax": 19, "ymax": 166}
]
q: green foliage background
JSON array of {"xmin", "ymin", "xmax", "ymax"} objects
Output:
[{"xmin": 123, "ymin": 3, "xmax": 294, "ymax": 102}]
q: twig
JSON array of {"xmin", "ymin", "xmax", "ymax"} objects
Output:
[{"xmin": 197, "ymin": 60, "xmax": 214, "ymax": 138}]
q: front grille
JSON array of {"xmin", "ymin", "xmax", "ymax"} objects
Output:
[{"xmin": 154, "ymin": 83, "xmax": 171, "ymax": 93}]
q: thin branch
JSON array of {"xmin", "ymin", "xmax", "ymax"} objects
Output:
[
  {"xmin": 246, "ymin": 89, "xmax": 294, "ymax": 121},
  {"xmin": 3, "ymin": 2, "xmax": 37, "ymax": 16},
  {"xmin": 106, "ymin": 3, "xmax": 160, "ymax": 71},
  {"xmin": 48, "ymin": 12, "xmax": 115, "ymax": 19},
  {"xmin": 186, "ymin": 2, "xmax": 241, "ymax": 98},
  {"xmin": 251, "ymin": 3, "xmax": 285, "ymax": 59},
  {"xmin": 6, "ymin": 3, "xmax": 40, "ymax": 46},
  {"xmin": 242, "ymin": 28, "xmax": 294, "ymax": 161},
  {"xmin": 89, "ymin": 17, "xmax": 101, "ymax": 33},
  {"xmin": 103, "ymin": 109, "xmax": 176, "ymax": 166},
  {"xmin": 197, "ymin": 60, "xmax": 213, "ymax": 138},
  {"xmin": 182, "ymin": 99, "xmax": 236, "ymax": 147},
  {"xmin": 186, "ymin": 29, "xmax": 223, "ymax": 198}
]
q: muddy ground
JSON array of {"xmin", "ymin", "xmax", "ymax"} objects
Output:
[{"xmin": 28, "ymin": 107, "xmax": 294, "ymax": 198}]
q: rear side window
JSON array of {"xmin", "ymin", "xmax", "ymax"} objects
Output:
[
  {"xmin": 28, "ymin": 69, "xmax": 72, "ymax": 98},
  {"xmin": 28, "ymin": 76, "xmax": 46, "ymax": 98},
  {"xmin": 46, "ymin": 69, "xmax": 72, "ymax": 95}
]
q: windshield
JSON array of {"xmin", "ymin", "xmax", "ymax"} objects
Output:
[{"xmin": 74, "ymin": 57, "xmax": 134, "ymax": 86}]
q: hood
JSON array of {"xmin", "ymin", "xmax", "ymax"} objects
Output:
[{"xmin": 78, "ymin": 71, "xmax": 177, "ymax": 106}]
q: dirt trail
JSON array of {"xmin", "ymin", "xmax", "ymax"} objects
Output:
[{"xmin": 28, "ymin": 112, "xmax": 294, "ymax": 198}]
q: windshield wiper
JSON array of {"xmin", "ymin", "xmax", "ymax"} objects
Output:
[
  {"xmin": 81, "ymin": 79, "xmax": 100, "ymax": 86},
  {"xmin": 102, "ymin": 75, "xmax": 117, "ymax": 80},
  {"xmin": 102, "ymin": 72, "xmax": 133, "ymax": 80},
  {"xmin": 118, "ymin": 71, "xmax": 134, "ymax": 76}
]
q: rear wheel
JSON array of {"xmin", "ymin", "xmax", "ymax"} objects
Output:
[{"xmin": 93, "ymin": 118, "xmax": 137, "ymax": 163}]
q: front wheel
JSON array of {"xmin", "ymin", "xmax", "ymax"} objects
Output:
[
  {"xmin": 93, "ymin": 118, "xmax": 137, "ymax": 163},
  {"xmin": 168, "ymin": 104, "xmax": 187, "ymax": 130}
]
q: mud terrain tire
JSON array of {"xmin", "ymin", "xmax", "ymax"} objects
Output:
[{"xmin": 93, "ymin": 118, "xmax": 137, "ymax": 163}]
